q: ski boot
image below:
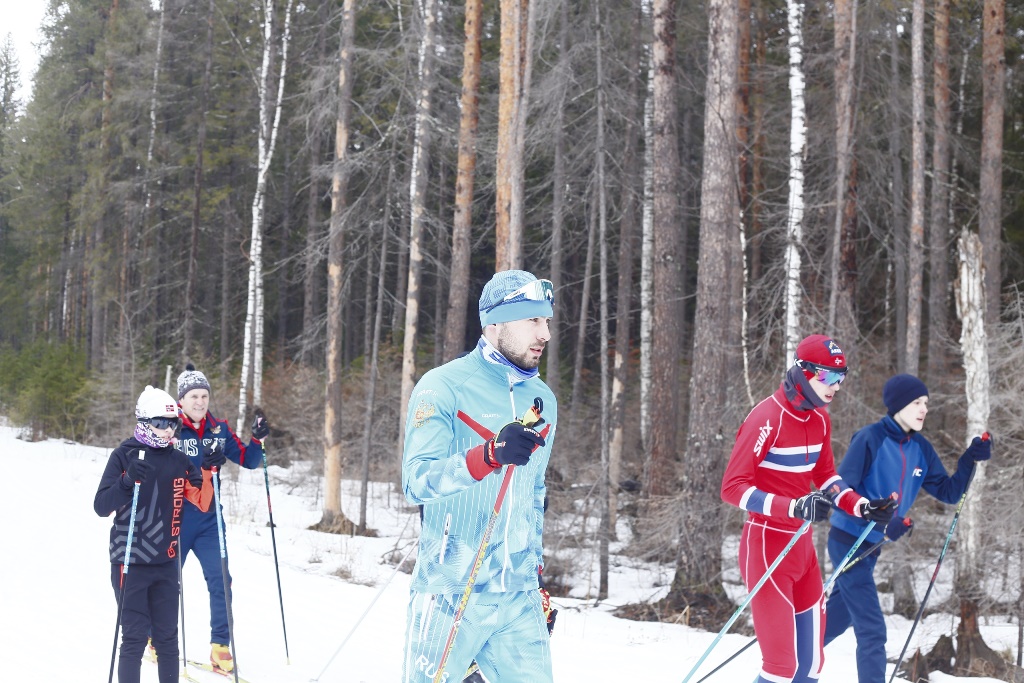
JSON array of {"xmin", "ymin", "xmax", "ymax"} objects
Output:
[{"xmin": 210, "ymin": 643, "xmax": 234, "ymax": 674}]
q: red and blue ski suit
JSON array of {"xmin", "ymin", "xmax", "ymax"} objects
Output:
[
  {"xmin": 176, "ymin": 410, "xmax": 264, "ymax": 646},
  {"xmin": 721, "ymin": 386, "xmax": 865, "ymax": 683}
]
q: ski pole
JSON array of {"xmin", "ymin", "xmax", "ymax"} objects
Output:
[
  {"xmin": 887, "ymin": 432, "xmax": 988, "ymax": 683},
  {"xmin": 259, "ymin": 440, "xmax": 290, "ymax": 664},
  {"xmin": 211, "ymin": 466, "xmax": 241, "ymax": 683},
  {"xmin": 108, "ymin": 451, "xmax": 145, "ymax": 683},
  {"xmin": 432, "ymin": 397, "xmax": 544, "ymax": 683},
  {"xmin": 312, "ymin": 540, "xmax": 418, "ymax": 681},
  {"xmin": 176, "ymin": 540, "xmax": 188, "ymax": 679},
  {"xmin": 680, "ymin": 520, "xmax": 811, "ymax": 683},
  {"xmin": 833, "ymin": 537, "xmax": 890, "ymax": 577}
]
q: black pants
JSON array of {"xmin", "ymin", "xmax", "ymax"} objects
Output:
[{"xmin": 110, "ymin": 561, "xmax": 179, "ymax": 683}]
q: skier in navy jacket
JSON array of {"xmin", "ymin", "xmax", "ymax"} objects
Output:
[
  {"xmin": 174, "ymin": 364, "xmax": 270, "ymax": 674},
  {"xmin": 825, "ymin": 373, "xmax": 992, "ymax": 682},
  {"xmin": 95, "ymin": 386, "xmax": 217, "ymax": 683}
]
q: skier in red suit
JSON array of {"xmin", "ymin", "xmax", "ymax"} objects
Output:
[{"xmin": 720, "ymin": 335, "xmax": 895, "ymax": 683}]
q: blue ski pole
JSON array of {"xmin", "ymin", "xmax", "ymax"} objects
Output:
[
  {"xmin": 680, "ymin": 520, "xmax": 811, "ymax": 683},
  {"xmin": 108, "ymin": 451, "xmax": 145, "ymax": 683},
  {"xmin": 823, "ymin": 521, "xmax": 876, "ymax": 591}
]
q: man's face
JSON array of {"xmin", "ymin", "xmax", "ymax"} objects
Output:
[
  {"xmin": 894, "ymin": 396, "xmax": 929, "ymax": 432},
  {"xmin": 808, "ymin": 374, "xmax": 841, "ymax": 404},
  {"xmin": 492, "ymin": 317, "xmax": 552, "ymax": 369},
  {"xmin": 180, "ymin": 388, "xmax": 209, "ymax": 423}
]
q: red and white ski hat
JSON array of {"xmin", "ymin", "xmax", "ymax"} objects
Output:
[
  {"xmin": 136, "ymin": 385, "xmax": 179, "ymax": 420},
  {"xmin": 795, "ymin": 334, "xmax": 846, "ymax": 370}
]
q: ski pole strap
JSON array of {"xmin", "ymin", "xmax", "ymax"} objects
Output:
[
  {"xmin": 824, "ymin": 521, "xmax": 875, "ymax": 592},
  {"xmin": 680, "ymin": 520, "xmax": 811, "ymax": 683}
]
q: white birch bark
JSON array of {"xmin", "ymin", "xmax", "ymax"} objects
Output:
[
  {"xmin": 639, "ymin": 0, "xmax": 654, "ymax": 454},
  {"xmin": 955, "ymin": 229, "xmax": 989, "ymax": 580},
  {"xmin": 783, "ymin": 0, "xmax": 806, "ymax": 361},
  {"xmin": 398, "ymin": 0, "xmax": 438, "ymax": 451},
  {"xmin": 905, "ymin": 0, "xmax": 926, "ymax": 375},
  {"xmin": 237, "ymin": 0, "xmax": 294, "ymax": 432}
]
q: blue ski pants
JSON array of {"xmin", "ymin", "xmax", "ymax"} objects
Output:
[
  {"xmin": 403, "ymin": 589, "xmax": 552, "ymax": 683},
  {"xmin": 178, "ymin": 516, "xmax": 232, "ymax": 645},
  {"xmin": 823, "ymin": 530, "xmax": 887, "ymax": 683},
  {"xmin": 110, "ymin": 561, "xmax": 179, "ymax": 683}
]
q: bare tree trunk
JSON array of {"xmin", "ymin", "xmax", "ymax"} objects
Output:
[
  {"xmin": 926, "ymin": 0, "xmax": 952, "ymax": 386},
  {"xmin": 889, "ymin": 17, "xmax": 907, "ymax": 370},
  {"xmin": 544, "ymin": 0, "xmax": 568, "ymax": 401},
  {"xmin": 182, "ymin": 0, "xmax": 216, "ymax": 363},
  {"xmin": 980, "ymin": 0, "xmax": 1005, "ymax": 327},
  {"xmin": 783, "ymin": 0, "xmax": 805, "ymax": 357},
  {"xmin": 905, "ymin": 0, "xmax": 926, "ymax": 376},
  {"xmin": 443, "ymin": 0, "xmax": 482, "ymax": 361},
  {"xmin": 398, "ymin": 0, "xmax": 438, "ymax": 458},
  {"xmin": 238, "ymin": 0, "xmax": 294, "ymax": 429},
  {"xmin": 671, "ymin": 0, "xmax": 738, "ymax": 599},
  {"xmin": 955, "ymin": 229, "xmax": 994, "ymax": 673},
  {"xmin": 828, "ymin": 0, "xmax": 858, "ymax": 342},
  {"xmin": 301, "ymin": 123, "xmax": 323, "ymax": 366},
  {"xmin": 646, "ymin": 0, "xmax": 681, "ymax": 498},
  {"xmin": 319, "ymin": 0, "xmax": 357, "ymax": 533},
  {"xmin": 495, "ymin": 0, "xmax": 534, "ymax": 271},
  {"xmin": 639, "ymin": 0, "xmax": 655, "ymax": 468},
  {"xmin": 569, "ymin": 196, "xmax": 596, "ymax": 430}
]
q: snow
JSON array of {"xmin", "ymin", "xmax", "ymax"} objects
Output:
[{"xmin": 0, "ymin": 423, "xmax": 1010, "ymax": 683}]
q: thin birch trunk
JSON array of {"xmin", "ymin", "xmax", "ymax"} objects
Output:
[
  {"xmin": 238, "ymin": 0, "xmax": 294, "ymax": 430},
  {"xmin": 639, "ymin": 0, "xmax": 654, "ymax": 457},
  {"xmin": 783, "ymin": 0, "xmax": 805, "ymax": 359},
  {"xmin": 443, "ymin": 0, "xmax": 482, "ymax": 361},
  {"xmin": 398, "ymin": 0, "xmax": 438, "ymax": 457}
]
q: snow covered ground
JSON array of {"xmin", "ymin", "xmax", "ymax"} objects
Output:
[{"xmin": 0, "ymin": 423, "xmax": 1011, "ymax": 682}]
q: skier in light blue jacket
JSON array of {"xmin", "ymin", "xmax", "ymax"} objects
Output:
[{"xmin": 403, "ymin": 270, "xmax": 558, "ymax": 683}]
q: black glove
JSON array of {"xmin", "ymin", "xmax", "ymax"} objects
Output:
[
  {"xmin": 962, "ymin": 435, "xmax": 992, "ymax": 462},
  {"xmin": 202, "ymin": 441, "xmax": 227, "ymax": 471},
  {"xmin": 791, "ymin": 491, "xmax": 832, "ymax": 522},
  {"xmin": 125, "ymin": 458, "xmax": 153, "ymax": 485},
  {"xmin": 859, "ymin": 496, "xmax": 897, "ymax": 525},
  {"xmin": 483, "ymin": 421, "xmax": 545, "ymax": 467},
  {"xmin": 885, "ymin": 515, "xmax": 914, "ymax": 541},
  {"xmin": 251, "ymin": 409, "xmax": 270, "ymax": 440}
]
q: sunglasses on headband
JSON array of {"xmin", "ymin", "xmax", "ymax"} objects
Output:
[
  {"xmin": 482, "ymin": 279, "xmax": 555, "ymax": 313},
  {"xmin": 139, "ymin": 416, "xmax": 181, "ymax": 430}
]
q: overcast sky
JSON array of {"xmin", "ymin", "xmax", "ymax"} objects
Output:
[{"xmin": 3, "ymin": 0, "xmax": 48, "ymax": 106}]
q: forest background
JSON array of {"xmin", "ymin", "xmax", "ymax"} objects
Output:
[{"xmin": 1, "ymin": 0, "xmax": 1023, "ymax": 678}]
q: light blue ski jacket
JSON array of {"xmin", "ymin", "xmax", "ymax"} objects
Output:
[{"xmin": 403, "ymin": 347, "xmax": 557, "ymax": 595}]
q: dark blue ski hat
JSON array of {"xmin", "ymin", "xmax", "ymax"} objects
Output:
[{"xmin": 883, "ymin": 374, "xmax": 928, "ymax": 416}]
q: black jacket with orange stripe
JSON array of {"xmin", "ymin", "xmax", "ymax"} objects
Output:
[{"xmin": 94, "ymin": 437, "xmax": 214, "ymax": 566}]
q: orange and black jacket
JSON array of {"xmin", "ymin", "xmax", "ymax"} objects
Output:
[{"xmin": 94, "ymin": 437, "xmax": 214, "ymax": 566}]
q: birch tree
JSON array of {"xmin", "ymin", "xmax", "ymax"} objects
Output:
[
  {"xmin": 398, "ymin": 0, "xmax": 439, "ymax": 454},
  {"xmin": 639, "ymin": 0, "xmax": 654, "ymax": 457},
  {"xmin": 442, "ymin": 0, "xmax": 483, "ymax": 361},
  {"xmin": 318, "ymin": 0, "xmax": 357, "ymax": 533},
  {"xmin": 237, "ymin": 0, "xmax": 294, "ymax": 431},
  {"xmin": 783, "ymin": 0, "xmax": 806, "ymax": 358}
]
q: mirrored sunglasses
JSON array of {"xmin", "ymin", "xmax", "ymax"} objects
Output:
[
  {"xmin": 483, "ymin": 279, "xmax": 555, "ymax": 313},
  {"xmin": 139, "ymin": 416, "xmax": 181, "ymax": 430},
  {"xmin": 800, "ymin": 362, "xmax": 847, "ymax": 387}
]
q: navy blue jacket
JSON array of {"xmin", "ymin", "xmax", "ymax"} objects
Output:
[
  {"xmin": 177, "ymin": 411, "xmax": 263, "ymax": 533},
  {"xmin": 830, "ymin": 415, "xmax": 973, "ymax": 544}
]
